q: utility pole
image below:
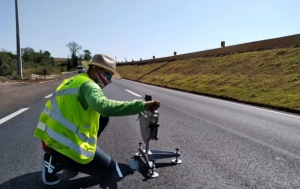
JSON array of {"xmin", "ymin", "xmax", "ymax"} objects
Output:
[{"xmin": 15, "ymin": 0, "xmax": 22, "ymax": 79}]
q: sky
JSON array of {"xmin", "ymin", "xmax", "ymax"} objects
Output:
[{"xmin": 0, "ymin": 0, "xmax": 299, "ymax": 62}]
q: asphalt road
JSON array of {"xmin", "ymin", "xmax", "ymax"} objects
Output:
[
  {"xmin": 1, "ymin": 77, "xmax": 300, "ymax": 189},
  {"xmin": 0, "ymin": 74, "xmax": 74, "ymax": 119}
]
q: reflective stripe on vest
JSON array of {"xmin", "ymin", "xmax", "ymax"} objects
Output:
[
  {"xmin": 42, "ymin": 107, "xmax": 96, "ymax": 144},
  {"xmin": 37, "ymin": 122, "xmax": 93, "ymax": 158},
  {"xmin": 44, "ymin": 88, "xmax": 96, "ymax": 145}
]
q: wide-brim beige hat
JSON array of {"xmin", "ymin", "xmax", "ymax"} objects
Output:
[{"xmin": 82, "ymin": 54, "xmax": 122, "ymax": 80}]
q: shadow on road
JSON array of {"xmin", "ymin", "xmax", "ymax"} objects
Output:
[
  {"xmin": 130, "ymin": 156, "xmax": 177, "ymax": 182},
  {"xmin": 0, "ymin": 160, "xmax": 178, "ymax": 189},
  {"xmin": 0, "ymin": 163, "xmax": 134, "ymax": 189}
]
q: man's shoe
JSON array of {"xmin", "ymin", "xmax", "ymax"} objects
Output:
[{"xmin": 41, "ymin": 153, "xmax": 61, "ymax": 185}]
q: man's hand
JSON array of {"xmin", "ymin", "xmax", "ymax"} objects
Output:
[{"xmin": 145, "ymin": 101, "xmax": 161, "ymax": 112}]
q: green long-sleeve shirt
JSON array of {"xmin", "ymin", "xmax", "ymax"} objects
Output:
[{"xmin": 78, "ymin": 80, "xmax": 146, "ymax": 117}]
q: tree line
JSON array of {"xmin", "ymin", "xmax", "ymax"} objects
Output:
[{"xmin": 0, "ymin": 42, "xmax": 92, "ymax": 77}]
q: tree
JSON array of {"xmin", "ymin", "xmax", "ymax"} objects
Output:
[
  {"xmin": 43, "ymin": 51, "xmax": 51, "ymax": 58},
  {"xmin": 0, "ymin": 47, "xmax": 61, "ymax": 76},
  {"xmin": 21, "ymin": 47, "xmax": 34, "ymax": 56},
  {"xmin": 71, "ymin": 52, "xmax": 79, "ymax": 69},
  {"xmin": 21, "ymin": 47, "xmax": 34, "ymax": 62},
  {"xmin": 66, "ymin": 42, "xmax": 82, "ymax": 70},
  {"xmin": 0, "ymin": 51, "xmax": 17, "ymax": 76},
  {"xmin": 34, "ymin": 52, "xmax": 44, "ymax": 63},
  {"xmin": 66, "ymin": 42, "xmax": 82, "ymax": 56},
  {"xmin": 83, "ymin": 50, "xmax": 92, "ymax": 61}
]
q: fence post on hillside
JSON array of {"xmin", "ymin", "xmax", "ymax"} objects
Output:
[
  {"xmin": 174, "ymin": 51, "xmax": 177, "ymax": 56},
  {"xmin": 221, "ymin": 41, "xmax": 225, "ymax": 48},
  {"xmin": 153, "ymin": 56, "xmax": 155, "ymax": 59}
]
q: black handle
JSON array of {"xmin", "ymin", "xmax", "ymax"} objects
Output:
[{"xmin": 145, "ymin": 95, "xmax": 152, "ymax": 101}]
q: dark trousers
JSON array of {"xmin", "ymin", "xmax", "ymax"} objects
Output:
[
  {"xmin": 46, "ymin": 116, "xmax": 113, "ymax": 177},
  {"xmin": 50, "ymin": 146, "xmax": 115, "ymax": 177}
]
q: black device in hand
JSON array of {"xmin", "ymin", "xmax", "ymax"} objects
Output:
[
  {"xmin": 145, "ymin": 95, "xmax": 160, "ymax": 113},
  {"xmin": 145, "ymin": 95, "xmax": 152, "ymax": 101}
]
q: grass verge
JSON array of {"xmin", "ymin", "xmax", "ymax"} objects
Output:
[{"xmin": 117, "ymin": 46, "xmax": 300, "ymax": 113}]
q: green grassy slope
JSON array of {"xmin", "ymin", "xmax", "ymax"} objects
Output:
[{"xmin": 117, "ymin": 47, "xmax": 300, "ymax": 112}]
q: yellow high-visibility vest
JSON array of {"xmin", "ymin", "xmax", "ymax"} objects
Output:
[{"xmin": 34, "ymin": 73, "xmax": 100, "ymax": 164}]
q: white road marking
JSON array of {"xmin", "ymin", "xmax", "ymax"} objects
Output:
[
  {"xmin": 125, "ymin": 89, "xmax": 142, "ymax": 97},
  {"xmin": 44, "ymin": 93, "xmax": 53, "ymax": 98},
  {"xmin": 0, "ymin": 108, "xmax": 29, "ymax": 125},
  {"xmin": 115, "ymin": 163, "xmax": 123, "ymax": 178},
  {"xmin": 123, "ymin": 79, "xmax": 300, "ymax": 119}
]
